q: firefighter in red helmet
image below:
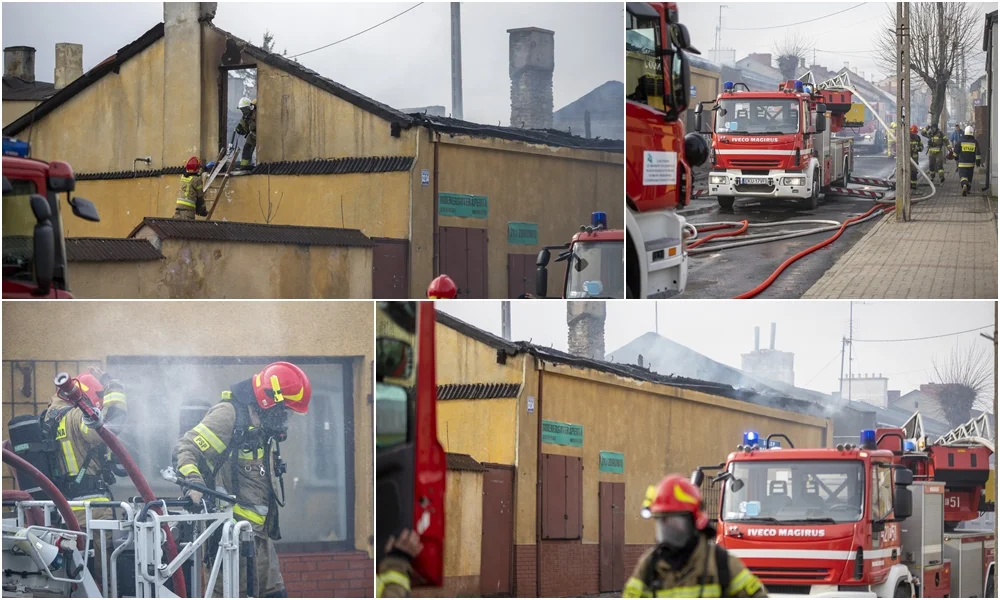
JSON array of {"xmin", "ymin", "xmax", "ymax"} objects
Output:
[
  {"xmin": 427, "ymin": 275, "xmax": 457, "ymax": 299},
  {"xmin": 173, "ymin": 362, "xmax": 311, "ymax": 597},
  {"xmin": 623, "ymin": 475, "xmax": 767, "ymax": 598},
  {"xmin": 173, "ymin": 156, "xmax": 209, "ymax": 219}
]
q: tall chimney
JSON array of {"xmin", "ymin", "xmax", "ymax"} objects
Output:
[
  {"xmin": 770, "ymin": 322, "xmax": 776, "ymax": 350},
  {"xmin": 4, "ymin": 46, "xmax": 36, "ymax": 82},
  {"xmin": 567, "ymin": 301, "xmax": 606, "ymax": 361},
  {"xmin": 162, "ymin": 3, "xmax": 204, "ymax": 167},
  {"xmin": 54, "ymin": 43, "xmax": 83, "ymax": 90},
  {"xmin": 508, "ymin": 27, "xmax": 554, "ymax": 129},
  {"xmin": 450, "ymin": 2, "xmax": 464, "ymax": 120},
  {"xmin": 754, "ymin": 326, "xmax": 760, "ymax": 351}
]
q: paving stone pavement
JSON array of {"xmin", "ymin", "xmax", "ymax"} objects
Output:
[{"xmin": 803, "ymin": 165, "xmax": 998, "ymax": 299}]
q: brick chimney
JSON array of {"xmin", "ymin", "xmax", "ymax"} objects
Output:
[
  {"xmin": 54, "ymin": 43, "xmax": 83, "ymax": 89},
  {"xmin": 567, "ymin": 301, "xmax": 606, "ymax": 361},
  {"xmin": 888, "ymin": 390, "xmax": 901, "ymax": 405},
  {"xmin": 749, "ymin": 52, "xmax": 772, "ymax": 68},
  {"xmin": 162, "ymin": 3, "xmax": 206, "ymax": 166},
  {"xmin": 4, "ymin": 46, "xmax": 36, "ymax": 82},
  {"xmin": 508, "ymin": 27, "xmax": 554, "ymax": 129}
]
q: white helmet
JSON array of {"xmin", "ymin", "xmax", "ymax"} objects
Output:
[
  {"xmin": 964, "ymin": 125, "xmax": 974, "ymax": 136},
  {"xmin": 238, "ymin": 97, "xmax": 252, "ymax": 110}
]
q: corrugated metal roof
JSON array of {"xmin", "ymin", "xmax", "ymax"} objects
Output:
[
  {"xmin": 437, "ymin": 382, "xmax": 521, "ymax": 401},
  {"xmin": 2, "ymin": 77, "xmax": 56, "ymax": 101},
  {"xmin": 446, "ymin": 453, "xmax": 488, "ymax": 473},
  {"xmin": 66, "ymin": 237, "xmax": 164, "ymax": 262},
  {"xmin": 76, "ymin": 166, "xmax": 184, "ymax": 181},
  {"xmin": 75, "ymin": 157, "xmax": 413, "ymax": 181},
  {"xmin": 414, "ymin": 114, "xmax": 624, "ymax": 152},
  {"xmin": 129, "ymin": 218, "xmax": 375, "ymax": 248}
]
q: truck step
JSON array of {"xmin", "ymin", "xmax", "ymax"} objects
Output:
[
  {"xmin": 826, "ymin": 187, "xmax": 885, "ymax": 200},
  {"xmin": 848, "ymin": 176, "xmax": 896, "ymax": 189}
]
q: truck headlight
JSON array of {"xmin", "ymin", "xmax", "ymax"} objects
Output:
[
  {"xmin": 710, "ymin": 175, "xmax": 728, "ymax": 184},
  {"xmin": 782, "ymin": 177, "xmax": 806, "ymax": 186}
]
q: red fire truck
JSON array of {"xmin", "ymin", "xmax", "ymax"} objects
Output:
[
  {"xmin": 696, "ymin": 79, "xmax": 854, "ymax": 211},
  {"xmin": 2, "ymin": 138, "xmax": 100, "ymax": 298},
  {"xmin": 534, "ymin": 212, "xmax": 624, "ymax": 299},
  {"xmin": 701, "ymin": 413, "xmax": 995, "ymax": 597},
  {"xmin": 625, "ymin": 2, "xmax": 708, "ymax": 298}
]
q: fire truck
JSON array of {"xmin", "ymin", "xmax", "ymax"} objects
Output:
[
  {"xmin": 534, "ymin": 212, "xmax": 624, "ymax": 299},
  {"xmin": 625, "ymin": 2, "xmax": 708, "ymax": 298},
  {"xmin": 2, "ymin": 137, "xmax": 100, "ymax": 298},
  {"xmin": 700, "ymin": 412, "xmax": 995, "ymax": 597},
  {"xmin": 696, "ymin": 78, "xmax": 854, "ymax": 211}
]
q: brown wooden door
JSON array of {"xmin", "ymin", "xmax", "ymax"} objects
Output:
[
  {"xmin": 439, "ymin": 226, "xmax": 488, "ymax": 298},
  {"xmin": 507, "ymin": 253, "xmax": 535, "ymax": 298},
  {"xmin": 480, "ymin": 465, "xmax": 514, "ymax": 596},
  {"xmin": 372, "ymin": 238, "xmax": 409, "ymax": 298},
  {"xmin": 599, "ymin": 482, "xmax": 626, "ymax": 592}
]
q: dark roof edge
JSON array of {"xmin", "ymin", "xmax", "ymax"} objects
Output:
[
  {"xmin": 414, "ymin": 114, "xmax": 625, "ymax": 153},
  {"xmin": 3, "ymin": 23, "xmax": 165, "ymax": 137}
]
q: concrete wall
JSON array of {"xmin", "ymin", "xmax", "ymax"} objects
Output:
[
  {"xmin": 2, "ymin": 100, "xmax": 41, "ymax": 127},
  {"xmin": 1, "ymin": 300, "xmax": 373, "ymax": 554}
]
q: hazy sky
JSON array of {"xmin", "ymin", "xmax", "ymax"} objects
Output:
[
  {"xmin": 440, "ymin": 301, "xmax": 997, "ymax": 401},
  {"xmin": 679, "ymin": 2, "xmax": 991, "ymax": 85},
  {"xmin": 2, "ymin": 1, "xmax": 622, "ymax": 127}
]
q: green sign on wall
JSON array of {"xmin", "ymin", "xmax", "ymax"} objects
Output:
[
  {"xmin": 508, "ymin": 222, "xmax": 538, "ymax": 245},
  {"xmin": 438, "ymin": 192, "xmax": 488, "ymax": 218},
  {"xmin": 541, "ymin": 420, "xmax": 584, "ymax": 447},
  {"xmin": 599, "ymin": 451, "xmax": 625, "ymax": 474}
]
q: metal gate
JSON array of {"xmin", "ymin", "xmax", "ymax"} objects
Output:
[
  {"xmin": 480, "ymin": 464, "xmax": 515, "ymax": 596},
  {"xmin": 599, "ymin": 482, "xmax": 626, "ymax": 592},
  {"xmin": 439, "ymin": 227, "xmax": 488, "ymax": 298},
  {"xmin": 507, "ymin": 253, "xmax": 536, "ymax": 298},
  {"xmin": 372, "ymin": 238, "xmax": 409, "ymax": 299}
]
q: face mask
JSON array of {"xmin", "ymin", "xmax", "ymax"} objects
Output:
[
  {"xmin": 259, "ymin": 406, "xmax": 289, "ymax": 441},
  {"xmin": 655, "ymin": 514, "xmax": 694, "ymax": 549}
]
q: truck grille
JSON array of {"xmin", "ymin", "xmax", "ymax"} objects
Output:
[
  {"xmin": 734, "ymin": 183, "xmax": 775, "ymax": 193},
  {"xmin": 749, "ymin": 566, "xmax": 831, "ymax": 582},
  {"xmin": 731, "ymin": 159, "xmax": 782, "ymax": 169},
  {"xmin": 765, "ymin": 585, "xmax": 813, "ymax": 594}
]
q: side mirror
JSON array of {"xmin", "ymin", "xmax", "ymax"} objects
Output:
[
  {"xmin": 673, "ymin": 24, "xmax": 697, "ymax": 54},
  {"xmin": 894, "ymin": 487, "xmax": 913, "ymax": 520},
  {"xmin": 694, "ymin": 103, "xmax": 703, "ymax": 132},
  {"xmin": 894, "ymin": 468, "xmax": 913, "ymax": 486},
  {"xmin": 815, "ymin": 113, "xmax": 827, "ymax": 134},
  {"xmin": 30, "ymin": 194, "xmax": 52, "ymax": 221},
  {"xmin": 29, "ymin": 194, "xmax": 55, "ymax": 296},
  {"xmin": 690, "ymin": 469, "xmax": 704, "ymax": 487},
  {"xmin": 675, "ymin": 49, "xmax": 692, "ymax": 114},
  {"xmin": 535, "ymin": 266, "xmax": 548, "ymax": 298},
  {"xmin": 375, "ymin": 338, "xmax": 414, "ymax": 380},
  {"xmin": 730, "ymin": 478, "xmax": 745, "ymax": 492},
  {"xmin": 536, "ymin": 248, "xmax": 551, "ymax": 268},
  {"xmin": 69, "ymin": 196, "xmax": 100, "ymax": 222}
]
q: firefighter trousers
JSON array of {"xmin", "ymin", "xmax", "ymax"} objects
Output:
[
  {"xmin": 173, "ymin": 206, "xmax": 197, "ymax": 219},
  {"xmin": 211, "ymin": 532, "xmax": 284, "ymax": 597},
  {"xmin": 240, "ymin": 132, "xmax": 256, "ymax": 167},
  {"xmin": 958, "ymin": 167, "xmax": 975, "ymax": 189},
  {"xmin": 928, "ymin": 152, "xmax": 945, "ymax": 181}
]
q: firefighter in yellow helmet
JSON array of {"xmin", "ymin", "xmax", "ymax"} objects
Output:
[
  {"xmin": 376, "ymin": 529, "xmax": 423, "ymax": 597},
  {"xmin": 174, "ymin": 157, "xmax": 209, "ymax": 219},
  {"xmin": 173, "ymin": 362, "xmax": 311, "ymax": 597},
  {"xmin": 624, "ymin": 475, "xmax": 767, "ymax": 598}
]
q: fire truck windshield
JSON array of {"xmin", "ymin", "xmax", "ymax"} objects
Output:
[
  {"xmin": 721, "ymin": 460, "xmax": 865, "ymax": 524},
  {"xmin": 565, "ymin": 241, "xmax": 624, "ymax": 299},
  {"xmin": 2, "ymin": 178, "xmax": 38, "ymax": 282},
  {"xmin": 716, "ymin": 99, "xmax": 801, "ymax": 135},
  {"xmin": 626, "ymin": 13, "xmax": 664, "ymax": 111}
]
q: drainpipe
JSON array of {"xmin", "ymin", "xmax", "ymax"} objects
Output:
[
  {"xmin": 535, "ymin": 366, "xmax": 543, "ymax": 598},
  {"xmin": 433, "ymin": 131, "xmax": 440, "ymax": 277}
]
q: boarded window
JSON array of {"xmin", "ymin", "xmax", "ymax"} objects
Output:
[{"xmin": 541, "ymin": 453, "xmax": 582, "ymax": 539}]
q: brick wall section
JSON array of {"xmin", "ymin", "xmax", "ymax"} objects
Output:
[
  {"xmin": 515, "ymin": 544, "xmax": 536, "ymax": 597},
  {"xmin": 510, "ymin": 69, "xmax": 553, "ymax": 130},
  {"xmin": 624, "ymin": 545, "xmax": 649, "ymax": 581},
  {"xmin": 539, "ymin": 540, "xmax": 599, "ymax": 597},
  {"xmin": 278, "ymin": 550, "xmax": 372, "ymax": 598}
]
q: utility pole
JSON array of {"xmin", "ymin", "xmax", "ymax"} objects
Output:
[
  {"xmin": 895, "ymin": 2, "xmax": 911, "ymax": 221},
  {"xmin": 501, "ymin": 301, "xmax": 511, "ymax": 341},
  {"xmin": 839, "ymin": 336, "xmax": 848, "ymax": 398},
  {"xmin": 715, "ymin": 4, "xmax": 728, "ymax": 64},
  {"xmin": 450, "ymin": 2, "xmax": 464, "ymax": 120},
  {"xmin": 655, "ymin": 302, "xmax": 659, "ymax": 335}
]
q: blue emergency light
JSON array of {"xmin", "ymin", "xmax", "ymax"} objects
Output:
[
  {"xmin": 743, "ymin": 431, "xmax": 760, "ymax": 447},
  {"xmin": 591, "ymin": 211, "xmax": 607, "ymax": 229},
  {"xmin": 860, "ymin": 429, "xmax": 877, "ymax": 449},
  {"xmin": 903, "ymin": 440, "xmax": 917, "ymax": 452},
  {"xmin": 794, "ymin": 81, "xmax": 804, "ymax": 92},
  {"xmin": 723, "ymin": 81, "xmax": 735, "ymax": 91},
  {"xmin": 2, "ymin": 137, "xmax": 30, "ymax": 158}
]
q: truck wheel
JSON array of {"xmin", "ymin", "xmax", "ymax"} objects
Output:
[
  {"xmin": 717, "ymin": 196, "xmax": 735, "ymax": 211},
  {"xmin": 986, "ymin": 573, "xmax": 995, "ymax": 598},
  {"xmin": 893, "ymin": 582, "xmax": 911, "ymax": 597},
  {"xmin": 799, "ymin": 173, "xmax": 820, "ymax": 210}
]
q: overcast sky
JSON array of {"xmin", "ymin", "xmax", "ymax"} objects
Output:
[
  {"xmin": 2, "ymin": 1, "xmax": 622, "ymax": 127},
  {"xmin": 679, "ymin": 2, "xmax": 991, "ymax": 85},
  {"xmin": 440, "ymin": 301, "xmax": 997, "ymax": 403}
]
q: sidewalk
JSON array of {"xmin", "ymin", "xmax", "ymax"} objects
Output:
[{"xmin": 803, "ymin": 165, "xmax": 998, "ymax": 299}]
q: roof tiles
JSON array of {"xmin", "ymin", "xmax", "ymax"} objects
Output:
[
  {"xmin": 130, "ymin": 217, "xmax": 375, "ymax": 248},
  {"xmin": 65, "ymin": 237, "xmax": 163, "ymax": 262}
]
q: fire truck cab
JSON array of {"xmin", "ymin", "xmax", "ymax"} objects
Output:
[{"xmin": 535, "ymin": 212, "xmax": 625, "ymax": 299}]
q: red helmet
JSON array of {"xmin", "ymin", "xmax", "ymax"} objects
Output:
[
  {"xmin": 910, "ymin": 125, "xmax": 919, "ymax": 134},
  {"xmin": 427, "ymin": 274, "xmax": 457, "ymax": 299},
  {"xmin": 71, "ymin": 372, "xmax": 105, "ymax": 410},
  {"xmin": 649, "ymin": 474, "xmax": 709, "ymax": 530},
  {"xmin": 185, "ymin": 156, "xmax": 201, "ymax": 173},
  {"xmin": 252, "ymin": 362, "xmax": 311, "ymax": 414}
]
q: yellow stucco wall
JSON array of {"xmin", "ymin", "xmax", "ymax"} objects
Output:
[
  {"xmin": 444, "ymin": 470, "xmax": 484, "ymax": 580},
  {"xmin": 435, "ymin": 321, "xmax": 525, "ymax": 385},
  {"xmin": 3, "ymin": 100, "xmax": 41, "ymax": 128},
  {"xmin": 1, "ymin": 301, "xmax": 373, "ymax": 552}
]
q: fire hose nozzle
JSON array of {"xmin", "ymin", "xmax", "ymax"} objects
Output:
[{"xmin": 55, "ymin": 372, "xmax": 104, "ymax": 426}]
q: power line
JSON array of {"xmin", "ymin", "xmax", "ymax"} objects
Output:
[
  {"xmin": 725, "ymin": 3, "xmax": 867, "ymax": 31},
  {"xmin": 288, "ymin": 3, "xmax": 424, "ymax": 59},
  {"xmin": 853, "ymin": 325, "xmax": 993, "ymax": 343},
  {"xmin": 804, "ymin": 349, "xmax": 843, "ymax": 387}
]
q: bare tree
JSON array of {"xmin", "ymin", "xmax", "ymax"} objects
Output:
[
  {"xmin": 774, "ymin": 32, "xmax": 812, "ymax": 81},
  {"xmin": 932, "ymin": 342, "xmax": 994, "ymax": 429},
  {"xmin": 874, "ymin": 2, "xmax": 982, "ymax": 128}
]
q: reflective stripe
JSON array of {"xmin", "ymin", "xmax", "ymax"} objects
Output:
[
  {"xmin": 376, "ymin": 580, "xmax": 384, "ymax": 597},
  {"xmin": 102, "ymin": 391, "xmax": 126, "ymax": 406},
  {"xmin": 624, "ymin": 577, "xmax": 652, "ymax": 598},
  {"xmin": 178, "ymin": 464, "xmax": 201, "ymax": 477},
  {"xmin": 80, "ymin": 422, "xmax": 90, "ymax": 436},
  {"xmin": 958, "ymin": 163, "xmax": 976, "ymax": 168},
  {"xmin": 233, "ymin": 504, "xmax": 266, "ymax": 525},
  {"xmin": 653, "ymin": 584, "xmax": 722, "ymax": 597},
  {"xmin": 378, "ymin": 570, "xmax": 411, "ymax": 592},
  {"xmin": 58, "ymin": 416, "xmax": 81, "ymax": 475},
  {"xmin": 221, "ymin": 391, "xmax": 232, "ymax": 400},
  {"xmin": 176, "ymin": 199, "xmax": 197, "ymax": 208},
  {"xmin": 929, "ymin": 148, "xmax": 942, "ymax": 152},
  {"xmin": 193, "ymin": 423, "xmax": 226, "ymax": 453},
  {"xmin": 728, "ymin": 568, "xmax": 760, "ymax": 596},
  {"xmin": 70, "ymin": 496, "xmax": 110, "ymax": 510},
  {"xmin": 238, "ymin": 447, "xmax": 264, "ymax": 460}
]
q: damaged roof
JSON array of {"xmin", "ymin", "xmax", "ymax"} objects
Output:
[
  {"xmin": 3, "ymin": 77, "xmax": 56, "ymax": 102},
  {"xmin": 129, "ymin": 218, "xmax": 375, "ymax": 248},
  {"xmin": 412, "ymin": 114, "xmax": 624, "ymax": 152},
  {"xmin": 75, "ymin": 157, "xmax": 413, "ymax": 181},
  {"xmin": 66, "ymin": 237, "xmax": 164, "ymax": 262}
]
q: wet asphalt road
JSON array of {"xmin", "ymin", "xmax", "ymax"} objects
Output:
[{"xmin": 677, "ymin": 153, "xmax": 901, "ymax": 299}]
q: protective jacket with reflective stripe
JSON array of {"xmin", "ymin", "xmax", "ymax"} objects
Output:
[
  {"xmin": 955, "ymin": 135, "xmax": 982, "ymax": 168},
  {"xmin": 176, "ymin": 173, "xmax": 204, "ymax": 208},
  {"xmin": 376, "ymin": 555, "xmax": 412, "ymax": 598},
  {"xmin": 623, "ymin": 535, "xmax": 767, "ymax": 598},
  {"xmin": 173, "ymin": 398, "xmax": 277, "ymax": 537}
]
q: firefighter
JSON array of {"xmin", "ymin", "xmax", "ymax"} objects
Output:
[
  {"xmin": 235, "ymin": 97, "xmax": 257, "ymax": 169},
  {"xmin": 376, "ymin": 529, "xmax": 423, "ymax": 598},
  {"xmin": 427, "ymin": 274, "xmax": 457, "ymax": 299},
  {"xmin": 623, "ymin": 475, "xmax": 768, "ymax": 598},
  {"xmin": 174, "ymin": 156, "xmax": 208, "ymax": 219},
  {"xmin": 923, "ymin": 123, "xmax": 951, "ymax": 183},
  {"xmin": 954, "ymin": 125, "xmax": 982, "ymax": 197},
  {"xmin": 909, "ymin": 125, "xmax": 923, "ymax": 186},
  {"xmin": 173, "ymin": 362, "xmax": 311, "ymax": 598}
]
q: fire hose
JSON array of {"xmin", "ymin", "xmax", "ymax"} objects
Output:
[
  {"xmin": 2, "ymin": 446, "xmax": 85, "ymax": 551},
  {"xmin": 53, "ymin": 372, "xmax": 189, "ymax": 597}
]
